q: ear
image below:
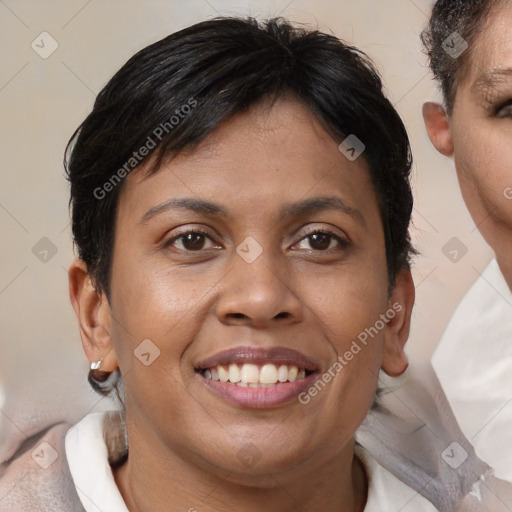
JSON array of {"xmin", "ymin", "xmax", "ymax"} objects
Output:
[
  {"xmin": 381, "ymin": 268, "xmax": 415, "ymax": 377},
  {"xmin": 422, "ymin": 102, "xmax": 454, "ymax": 157},
  {"xmin": 68, "ymin": 259, "xmax": 118, "ymax": 372}
]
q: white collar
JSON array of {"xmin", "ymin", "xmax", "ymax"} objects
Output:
[{"xmin": 65, "ymin": 411, "xmax": 129, "ymax": 512}]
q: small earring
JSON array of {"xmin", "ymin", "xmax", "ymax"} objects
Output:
[{"xmin": 90, "ymin": 358, "xmax": 104, "ymax": 370}]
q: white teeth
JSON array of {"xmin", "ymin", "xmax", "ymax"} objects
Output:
[
  {"xmin": 240, "ymin": 364, "xmax": 259, "ymax": 383},
  {"xmin": 202, "ymin": 363, "xmax": 310, "ymax": 385},
  {"xmin": 277, "ymin": 365, "xmax": 288, "ymax": 382},
  {"xmin": 288, "ymin": 366, "xmax": 298, "ymax": 382},
  {"xmin": 260, "ymin": 364, "xmax": 278, "ymax": 384},
  {"xmin": 218, "ymin": 365, "xmax": 229, "ymax": 382},
  {"xmin": 228, "ymin": 363, "xmax": 241, "ymax": 383}
]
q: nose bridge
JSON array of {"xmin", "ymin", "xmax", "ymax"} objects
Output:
[{"xmin": 215, "ymin": 238, "xmax": 302, "ymax": 326}]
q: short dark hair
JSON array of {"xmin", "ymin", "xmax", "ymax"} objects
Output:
[
  {"xmin": 421, "ymin": 0, "xmax": 505, "ymax": 114},
  {"xmin": 65, "ymin": 16, "xmax": 414, "ymax": 301}
]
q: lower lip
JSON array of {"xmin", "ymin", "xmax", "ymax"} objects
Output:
[{"xmin": 196, "ymin": 372, "xmax": 319, "ymax": 408}]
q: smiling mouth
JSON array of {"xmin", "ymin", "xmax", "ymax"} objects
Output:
[{"xmin": 196, "ymin": 363, "xmax": 314, "ymax": 387}]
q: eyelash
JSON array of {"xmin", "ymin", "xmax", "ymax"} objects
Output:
[{"xmin": 164, "ymin": 227, "xmax": 350, "ymax": 254}]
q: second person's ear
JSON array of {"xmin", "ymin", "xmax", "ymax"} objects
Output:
[{"xmin": 422, "ymin": 102, "xmax": 454, "ymax": 157}]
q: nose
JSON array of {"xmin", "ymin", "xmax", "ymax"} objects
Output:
[{"xmin": 215, "ymin": 247, "xmax": 303, "ymax": 328}]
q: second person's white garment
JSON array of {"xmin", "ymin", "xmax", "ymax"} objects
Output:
[{"xmin": 432, "ymin": 258, "xmax": 512, "ymax": 482}]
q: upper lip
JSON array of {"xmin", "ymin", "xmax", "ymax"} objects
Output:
[{"xmin": 195, "ymin": 346, "xmax": 320, "ymax": 372}]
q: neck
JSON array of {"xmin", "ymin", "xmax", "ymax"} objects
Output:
[{"xmin": 112, "ymin": 421, "xmax": 367, "ymax": 512}]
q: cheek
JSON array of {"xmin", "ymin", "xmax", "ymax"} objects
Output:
[
  {"xmin": 107, "ymin": 252, "xmax": 202, "ymax": 393},
  {"xmin": 296, "ymin": 258, "xmax": 388, "ymax": 391},
  {"xmin": 108, "ymin": 263, "xmax": 199, "ymax": 429},
  {"xmin": 312, "ymin": 278, "xmax": 387, "ymax": 351},
  {"xmin": 301, "ymin": 330, "xmax": 383, "ymax": 446},
  {"xmin": 302, "ymin": 252, "xmax": 388, "ymax": 339},
  {"xmin": 453, "ymin": 124, "xmax": 512, "ymax": 227},
  {"xmin": 299, "ymin": 253, "xmax": 390, "ymax": 427},
  {"xmin": 112, "ymin": 247, "xmax": 209, "ymax": 328}
]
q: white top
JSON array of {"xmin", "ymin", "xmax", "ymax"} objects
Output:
[
  {"xmin": 65, "ymin": 412, "xmax": 438, "ymax": 512},
  {"xmin": 432, "ymin": 258, "xmax": 512, "ymax": 482},
  {"xmin": 65, "ymin": 412, "xmax": 129, "ymax": 512}
]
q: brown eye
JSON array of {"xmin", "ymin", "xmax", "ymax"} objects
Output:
[
  {"xmin": 181, "ymin": 232, "xmax": 207, "ymax": 250},
  {"xmin": 295, "ymin": 230, "xmax": 349, "ymax": 252},
  {"xmin": 165, "ymin": 229, "xmax": 220, "ymax": 252},
  {"xmin": 308, "ymin": 233, "xmax": 332, "ymax": 250}
]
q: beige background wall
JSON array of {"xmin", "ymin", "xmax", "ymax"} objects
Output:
[{"xmin": 0, "ymin": 0, "xmax": 493, "ymax": 441}]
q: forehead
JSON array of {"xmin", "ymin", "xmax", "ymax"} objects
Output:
[
  {"xmin": 119, "ymin": 96, "xmax": 378, "ymax": 222},
  {"xmin": 464, "ymin": 2, "xmax": 512, "ymax": 89}
]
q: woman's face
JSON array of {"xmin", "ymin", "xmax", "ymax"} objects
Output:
[
  {"xmin": 82, "ymin": 96, "xmax": 411, "ymax": 483},
  {"xmin": 427, "ymin": 1, "xmax": 512, "ymax": 286}
]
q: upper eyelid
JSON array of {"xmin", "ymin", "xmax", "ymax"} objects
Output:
[
  {"xmin": 483, "ymin": 94, "xmax": 512, "ymax": 112},
  {"xmin": 479, "ymin": 83, "xmax": 510, "ymax": 107},
  {"xmin": 293, "ymin": 224, "xmax": 350, "ymax": 244},
  {"xmin": 477, "ymin": 74, "xmax": 512, "ymax": 101}
]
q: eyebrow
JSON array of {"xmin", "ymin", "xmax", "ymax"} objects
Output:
[
  {"xmin": 472, "ymin": 67, "xmax": 512, "ymax": 95},
  {"xmin": 139, "ymin": 196, "xmax": 366, "ymax": 226}
]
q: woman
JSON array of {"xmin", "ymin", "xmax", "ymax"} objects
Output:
[
  {"xmin": 0, "ymin": 16, "xmax": 440, "ymax": 512},
  {"xmin": 422, "ymin": 0, "xmax": 512, "ymax": 483}
]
